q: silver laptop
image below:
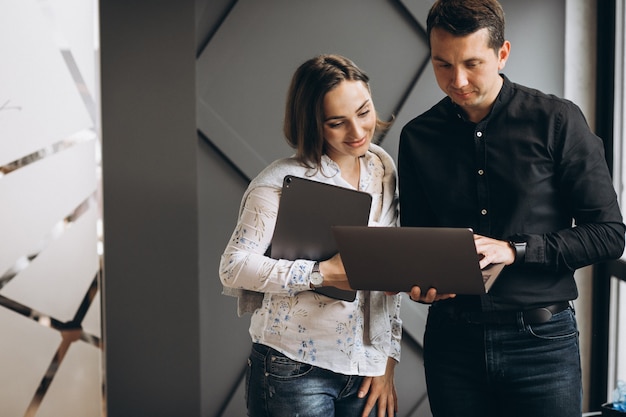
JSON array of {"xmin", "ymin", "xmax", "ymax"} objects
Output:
[
  {"xmin": 270, "ymin": 175, "xmax": 372, "ymax": 301},
  {"xmin": 331, "ymin": 226, "xmax": 504, "ymax": 294}
]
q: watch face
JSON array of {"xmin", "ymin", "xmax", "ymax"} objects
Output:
[{"xmin": 311, "ymin": 272, "xmax": 324, "ymax": 286}]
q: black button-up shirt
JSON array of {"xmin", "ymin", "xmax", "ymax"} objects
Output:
[{"xmin": 398, "ymin": 75, "xmax": 625, "ymax": 309}]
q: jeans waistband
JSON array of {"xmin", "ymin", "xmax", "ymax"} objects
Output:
[{"xmin": 438, "ymin": 301, "xmax": 571, "ymax": 325}]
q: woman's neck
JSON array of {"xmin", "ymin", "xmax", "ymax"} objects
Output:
[{"xmin": 336, "ymin": 156, "xmax": 361, "ymax": 189}]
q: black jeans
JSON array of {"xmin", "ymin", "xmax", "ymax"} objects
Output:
[{"xmin": 424, "ymin": 306, "xmax": 581, "ymax": 417}]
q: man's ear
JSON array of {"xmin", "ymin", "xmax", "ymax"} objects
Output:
[{"xmin": 498, "ymin": 40, "xmax": 511, "ymax": 71}]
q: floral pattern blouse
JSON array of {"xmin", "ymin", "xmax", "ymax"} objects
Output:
[{"xmin": 219, "ymin": 145, "xmax": 402, "ymax": 376}]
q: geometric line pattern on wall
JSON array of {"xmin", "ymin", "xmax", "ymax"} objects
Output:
[
  {"xmin": 0, "ymin": 0, "xmax": 93, "ymax": 167},
  {"xmin": 0, "ymin": 306, "xmax": 60, "ymax": 417},
  {"xmin": 0, "ymin": 162, "xmax": 103, "ymax": 415},
  {"xmin": 397, "ymin": 0, "xmax": 432, "ymax": 32},
  {"xmin": 197, "ymin": 0, "xmax": 428, "ymax": 180},
  {"xmin": 0, "ymin": 274, "xmax": 101, "ymax": 417},
  {"xmin": 0, "ymin": 0, "xmax": 103, "ymax": 415},
  {"xmin": 1, "ymin": 199, "xmax": 100, "ymax": 322},
  {"xmin": 0, "ymin": 217, "xmax": 102, "ymax": 417},
  {"xmin": 0, "ymin": 138, "xmax": 98, "ymax": 277},
  {"xmin": 35, "ymin": 340, "xmax": 103, "ymax": 417}
]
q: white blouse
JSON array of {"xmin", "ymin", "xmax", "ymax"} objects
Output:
[{"xmin": 220, "ymin": 145, "xmax": 402, "ymax": 376}]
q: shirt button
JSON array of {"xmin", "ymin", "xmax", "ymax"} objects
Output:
[
  {"xmin": 478, "ymin": 169, "xmax": 484, "ymax": 175},
  {"xmin": 481, "ymin": 209, "xmax": 487, "ymax": 215},
  {"xmin": 476, "ymin": 131, "xmax": 483, "ymax": 138}
]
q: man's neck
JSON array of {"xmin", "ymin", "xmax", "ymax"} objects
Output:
[{"xmin": 462, "ymin": 75, "xmax": 504, "ymax": 123}]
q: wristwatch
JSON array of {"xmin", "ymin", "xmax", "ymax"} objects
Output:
[
  {"xmin": 310, "ymin": 262, "xmax": 324, "ymax": 288},
  {"xmin": 509, "ymin": 241, "xmax": 527, "ymax": 264}
]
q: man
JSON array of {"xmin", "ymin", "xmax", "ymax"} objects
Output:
[{"xmin": 398, "ymin": 1, "xmax": 625, "ymax": 416}]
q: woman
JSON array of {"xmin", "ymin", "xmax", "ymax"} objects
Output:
[{"xmin": 219, "ymin": 54, "xmax": 401, "ymax": 417}]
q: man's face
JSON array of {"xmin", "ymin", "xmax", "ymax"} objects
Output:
[{"xmin": 430, "ymin": 27, "xmax": 510, "ymax": 122}]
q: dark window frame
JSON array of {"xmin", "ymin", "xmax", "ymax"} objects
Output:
[{"xmin": 590, "ymin": 0, "xmax": 621, "ymax": 410}]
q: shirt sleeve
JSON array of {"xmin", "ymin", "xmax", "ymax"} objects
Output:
[
  {"xmin": 521, "ymin": 104, "xmax": 625, "ymax": 271},
  {"xmin": 388, "ymin": 293, "xmax": 402, "ymax": 362},
  {"xmin": 219, "ymin": 186, "xmax": 314, "ymax": 294}
]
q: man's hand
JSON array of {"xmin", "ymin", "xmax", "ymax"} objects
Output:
[
  {"xmin": 408, "ymin": 286, "xmax": 456, "ymax": 304},
  {"xmin": 473, "ymin": 234, "xmax": 516, "ymax": 268}
]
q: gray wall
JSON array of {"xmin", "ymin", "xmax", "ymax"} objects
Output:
[
  {"xmin": 100, "ymin": 1, "xmax": 201, "ymax": 416},
  {"xmin": 100, "ymin": 1, "xmax": 565, "ymax": 416}
]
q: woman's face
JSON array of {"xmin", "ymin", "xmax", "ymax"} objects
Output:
[{"xmin": 322, "ymin": 80, "xmax": 376, "ymax": 164}]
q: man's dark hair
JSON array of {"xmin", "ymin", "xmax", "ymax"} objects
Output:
[{"xmin": 426, "ymin": 0, "xmax": 506, "ymax": 51}]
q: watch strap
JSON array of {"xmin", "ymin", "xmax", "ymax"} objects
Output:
[{"xmin": 509, "ymin": 241, "xmax": 527, "ymax": 264}]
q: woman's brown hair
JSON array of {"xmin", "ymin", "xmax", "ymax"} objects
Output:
[{"xmin": 283, "ymin": 54, "xmax": 390, "ymax": 168}]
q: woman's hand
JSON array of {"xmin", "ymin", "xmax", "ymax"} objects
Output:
[
  {"xmin": 358, "ymin": 358, "xmax": 398, "ymax": 417},
  {"xmin": 319, "ymin": 253, "xmax": 353, "ymax": 290}
]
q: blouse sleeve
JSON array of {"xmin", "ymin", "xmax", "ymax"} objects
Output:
[
  {"xmin": 219, "ymin": 186, "xmax": 314, "ymax": 295},
  {"xmin": 386, "ymin": 293, "xmax": 403, "ymax": 362}
]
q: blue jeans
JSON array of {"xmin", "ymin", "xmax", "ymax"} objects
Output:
[
  {"xmin": 424, "ymin": 305, "xmax": 581, "ymax": 417},
  {"xmin": 246, "ymin": 343, "xmax": 377, "ymax": 417}
]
